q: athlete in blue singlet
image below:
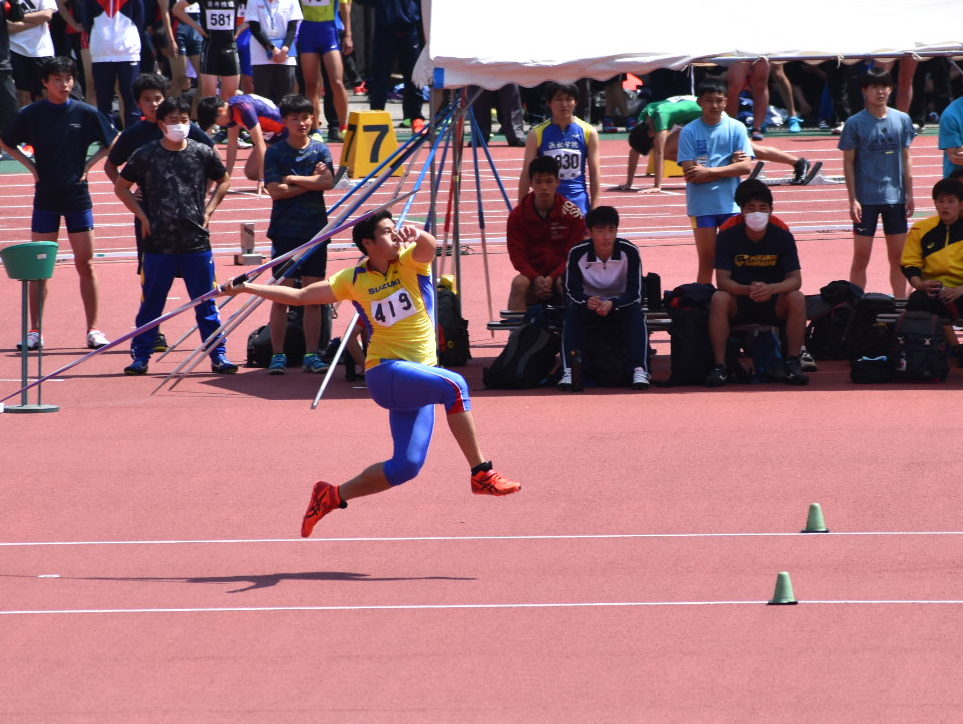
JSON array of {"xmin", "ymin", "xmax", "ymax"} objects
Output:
[
  {"xmin": 518, "ymin": 82, "xmax": 599, "ymax": 215},
  {"xmin": 221, "ymin": 211, "xmax": 522, "ymax": 536}
]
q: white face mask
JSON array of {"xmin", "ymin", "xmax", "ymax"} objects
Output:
[
  {"xmin": 744, "ymin": 211, "xmax": 770, "ymax": 232},
  {"xmin": 162, "ymin": 122, "xmax": 190, "ymax": 142}
]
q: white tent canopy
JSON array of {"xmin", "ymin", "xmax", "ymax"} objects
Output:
[{"xmin": 415, "ymin": 0, "xmax": 963, "ymax": 90}]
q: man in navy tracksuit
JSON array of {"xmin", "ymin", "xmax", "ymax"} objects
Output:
[{"xmin": 560, "ymin": 205, "xmax": 650, "ymax": 391}]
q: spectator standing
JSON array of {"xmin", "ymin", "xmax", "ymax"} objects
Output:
[
  {"xmin": 113, "ymin": 95, "xmax": 236, "ymax": 374},
  {"xmin": 173, "ymin": 0, "xmax": 242, "ymax": 101},
  {"xmin": 677, "ymin": 77, "xmax": 754, "ymax": 284},
  {"xmin": 518, "ymin": 81, "xmax": 599, "ymax": 215},
  {"xmin": 296, "ymin": 0, "xmax": 349, "ymax": 139},
  {"xmin": 0, "ymin": 56, "xmax": 117, "ymax": 349},
  {"xmin": 245, "ymin": 0, "xmax": 300, "ymax": 104},
  {"xmin": 262, "ymin": 93, "xmax": 335, "ymax": 374},
  {"xmin": 360, "ymin": 0, "xmax": 423, "ymax": 132},
  {"xmin": 938, "ymin": 95, "xmax": 963, "ymax": 179},
  {"xmin": 0, "ymin": 0, "xmax": 25, "ymax": 136},
  {"xmin": 75, "ymin": 0, "xmax": 144, "ymax": 128},
  {"xmin": 839, "ymin": 69, "xmax": 915, "ymax": 297},
  {"xmin": 8, "ymin": 0, "xmax": 57, "ymax": 107}
]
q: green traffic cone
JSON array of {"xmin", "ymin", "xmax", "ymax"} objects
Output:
[
  {"xmin": 801, "ymin": 502, "xmax": 829, "ymax": 533},
  {"xmin": 768, "ymin": 571, "xmax": 798, "ymax": 605}
]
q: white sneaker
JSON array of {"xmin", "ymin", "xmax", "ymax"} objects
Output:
[
  {"xmin": 86, "ymin": 329, "xmax": 109, "ymax": 349},
  {"xmin": 557, "ymin": 369, "xmax": 573, "ymax": 390},
  {"xmin": 799, "ymin": 348, "xmax": 818, "ymax": 372},
  {"xmin": 632, "ymin": 367, "xmax": 651, "ymax": 390},
  {"xmin": 16, "ymin": 330, "xmax": 43, "ymax": 350}
]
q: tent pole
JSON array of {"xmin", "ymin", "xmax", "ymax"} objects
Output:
[{"xmin": 468, "ymin": 106, "xmax": 495, "ymax": 334}]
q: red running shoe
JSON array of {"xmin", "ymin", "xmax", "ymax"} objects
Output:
[
  {"xmin": 411, "ymin": 117, "xmax": 425, "ymax": 134},
  {"xmin": 301, "ymin": 481, "xmax": 346, "ymax": 537},
  {"xmin": 470, "ymin": 469, "xmax": 522, "ymax": 496}
]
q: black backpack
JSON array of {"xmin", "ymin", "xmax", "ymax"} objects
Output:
[
  {"xmin": 890, "ymin": 311, "xmax": 949, "ymax": 382},
  {"xmin": 583, "ymin": 320, "xmax": 629, "ymax": 387},
  {"xmin": 664, "ymin": 308, "xmax": 714, "ymax": 385},
  {"xmin": 663, "ymin": 282, "xmax": 716, "ymax": 311},
  {"xmin": 805, "ymin": 280, "xmax": 863, "ymax": 360},
  {"xmin": 436, "ymin": 287, "xmax": 470, "ymax": 367},
  {"xmin": 246, "ymin": 306, "xmax": 332, "ymax": 367},
  {"xmin": 483, "ymin": 323, "xmax": 560, "ymax": 389},
  {"xmin": 847, "ymin": 293, "xmax": 896, "ymax": 361}
]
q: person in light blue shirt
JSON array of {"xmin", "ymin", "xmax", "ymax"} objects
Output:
[
  {"xmin": 839, "ymin": 69, "xmax": 915, "ymax": 297},
  {"xmin": 938, "ymin": 96, "xmax": 963, "ymax": 180},
  {"xmin": 677, "ymin": 77, "xmax": 754, "ymax": 283}
]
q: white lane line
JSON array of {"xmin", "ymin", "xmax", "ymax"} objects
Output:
[
  {"xmin": 6, "ymin": 599, "xmax": 963, "ymax": 616},
  {"xmin": 4, "ymin": 531, "xmax": 963, "ymax": 547}
]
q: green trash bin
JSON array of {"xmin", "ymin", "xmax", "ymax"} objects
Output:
[{"xmin": 1, "ymin": 241, "xmax": 59, "ymax": 281}]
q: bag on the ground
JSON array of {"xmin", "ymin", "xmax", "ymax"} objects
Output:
[
  {"xmin": 246, "ymin": 306, "xmax": 331, "ymax": 367},
  {"xmin": 805, "ymin": 302, "xmax": 855, "ymax": 360},
  {"xmin": 482, "ymin": 323, "xmax": 560, "ymax": 389},
  {"xmin": 847, "ymin": 292, "xmax": 896, "ymax": 361},
  {"xmin": 851, "ymin": 356, "xmax": 895, "ymax": 383},
  {"xmin": 584, "ymin": 319, "xmax": 629, "ymax": 387},
  {"xmin": 805, "ymin": 280, "xmax": 864, "ymax": 360},
  {"xmin": 748, "ymin": 327, "xmax": 784, "ymax": 381},
  {"xmin": 436, "ymin": 287, "xmax": 471, "ymax": 367},
  {"xmin": 664, "ymin": 308, "xmax": 714, "ymax": 385},
  {"xmin": 644, "ymin": 272, "xmax": 662, "ymax": 311},
  {"xmin": 890, "ymin": 311, "xmax": 949, "ymax": 382}
]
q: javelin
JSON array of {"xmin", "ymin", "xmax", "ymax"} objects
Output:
[{"xmin": 0, "ymin": 189, "xmax": 416, "ymax": 405}]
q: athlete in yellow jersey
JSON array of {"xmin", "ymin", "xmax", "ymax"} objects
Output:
[{"xmin": 222, "ymin": 210, "xmax": 521, "ymax": 535}]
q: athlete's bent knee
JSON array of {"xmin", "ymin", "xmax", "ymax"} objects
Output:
[{"xmin": 384, "ymin": 455, "xmax": 425, "ymax": 486}]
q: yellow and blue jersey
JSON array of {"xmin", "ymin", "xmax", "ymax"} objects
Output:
[
  {"xmin": 300, "ymin": 0, "xmax": 337, "ymax": 23},
  {"xmin": 535, "ymin": 116, "xmax": 592, "ymax": 214},
  {"xmin": 328, "ymin": 244, "xmax": 436, "ymax": 370}
]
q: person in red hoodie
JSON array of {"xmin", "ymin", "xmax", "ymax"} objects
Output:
[{"xmin": 506, "ymin": 155, "xmax": 586, "ymax": 311}]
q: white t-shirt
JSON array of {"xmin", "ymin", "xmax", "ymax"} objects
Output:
[
  {"xmin": 10, "ymin": 0, "xmax": 57, "ymax": 58},
  {"xmin": 245, "ymin": 0, "xmax": 302, "ymax": 66}
]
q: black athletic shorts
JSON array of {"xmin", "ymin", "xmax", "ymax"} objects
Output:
[
  {"xmin": 271, "ymin": 236, "xmax": 328, "ymax": 279},
  {"xmin": 732, "ymin": 294, "xmax": 783, "ymax": 326},
  {"xmin": 11, "ymin": 52, "xmax": 50, "ymax": 95},
  {"xmin": 200, "ymin": 39, "xmax": 240, "ymax": 76}
]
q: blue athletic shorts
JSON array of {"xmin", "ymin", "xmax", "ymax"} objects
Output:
[
  {"xmin": 236, "ymin": 28, "xmax": 252, "ymax": 76},
  {"xmin": 176, "ymin": 16, "xmax": 204, "ymax": 56},
  {"xmin": 691, "ymin": 213, "xmax": 737, "ymax": 229},
  {"xmin": 297, "ymin": 20, "xmax": 340, "ymax": 55},
  {"xmin": 365, "ymin": 359, "xmax": 471, "ymax": 486},
  {"xmin": 853, "ymin": 203, "xmax": 907, "ymax": 237},
  {"xmin": 32, "ymin": 207, "xmax": 94, "ymax": 234}
]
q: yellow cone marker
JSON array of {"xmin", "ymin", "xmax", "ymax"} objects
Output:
[
  {"xmin": 801, "ymin": 502, "xmax": 829, "ymax": 533},
  {"xmin": 768, "ymin": 571, "xmax": 798, "ymax": 605}
]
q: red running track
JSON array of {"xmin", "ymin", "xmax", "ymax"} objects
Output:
[{"xmin": 2, "ymin": 132, "xmax": 962, "ymax": 722}]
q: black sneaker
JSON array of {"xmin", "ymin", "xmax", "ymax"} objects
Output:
[
  {"xmin": 327, "ymin": 126, "xmax": 343, "ymax": 143},
  {"xmin": 783, "ymin": 356, "xmax": 810, "ymax": 386},
  {"xmin": 153, "ymin": 331, "xmax": 168, "ymax": 353},
  {"xmin": 791, "ymin": 158, "xmax": 811, "ymax": 185},
  {"xmin": 705, "ymin": 364, "xmax": 728, "ymax": 387}
]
